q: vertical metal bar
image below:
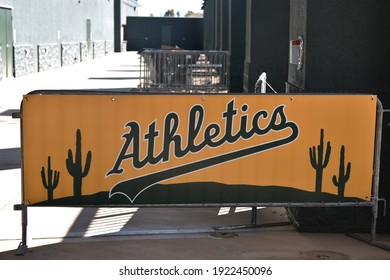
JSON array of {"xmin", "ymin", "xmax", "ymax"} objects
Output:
[
  {"xmin": 15, "ymin": 205, "xmax": 28, "ymax": 256},
  {"xmin": 190, "ymin": 52, "xmax": 194, "ymax": 88},
  {"xmin": 147, "ymin": 52, "xmax": 152, "ymax": 88},
  {"xmin": 158, "ymin": 51, "xmax": 162, "ymax": 87},
  {"xmin": 139, "ymin": 53, "xmax": 142, "ymax": 89},
  {"xmin": 144, "ymin": 53, "xmax": 147, "ymax": 88},
  {"xmin": 163, "ymin": 52, "xmax": 166, "ymax": 86},
  {"xmin": 140, "ymin": 52, "xmax": 145, "ymax": 89},
  {"xmin": 21, "ymin": 205, "xmax": 27, "ymax": 246},
  {"xmin": 251, "ymin": 207, "xmax": 257, "ymax": 226},
  {"xmin": 225, "ymin": 52, "xmax": 230, "ymax": 92},
  {"xmin": 164, "ymin": 51, "xmax": 167, "ymax": 86},
  {"xmin": 15, "ymin": 103, "xmax": 28, "ymax": 255},
  {"xmin": 370, "ymin": 99, "xmax": 384, "ymax": 244}
]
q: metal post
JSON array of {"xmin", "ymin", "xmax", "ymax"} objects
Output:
[
  {"xmin": 14, "ymin": 204, "xmax": 28, "ymax": 256},
  {"xmin": 251, "ymin": 207, "xmax": 257, "ymax": 226},
  {"xmin": 370, "ymin": 99, "xmax": 384, "ymax": 244},
  {"xmin": 13, "ymin": 106, "xmax": 28, "ymax": 256}
]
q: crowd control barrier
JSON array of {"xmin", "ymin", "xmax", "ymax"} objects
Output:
[
  {"xmin": 14, "ymin": 91, "xmax": 385, "ymax": 255},
  {"xmin": 139, "ymin": 50, "xmax": 230, "ymax": 93}
]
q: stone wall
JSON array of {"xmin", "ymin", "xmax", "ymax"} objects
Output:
[
  {"xmin": 0, "ymin": 40, "xmax": 115, "ymax": 79},
  {"xmin": 93, "ymin": 41, "xmax": 106, "ymax": 58},
  {"xmin": 14, "ymin": 44, "xmax": 35, "ymax": 77},
  {"xmin": 61, "ymin": 42, "xmax": 80, "ymax": 67},
  {"xmin": 80, "ymin": 42, "xmax": 92, "ymax": 62},
  {"xmin": 38, "ymin": 43, "xmax": 61, "ymax": 72},
  {"xmin": 105, "ymin": 40, "xmax": 114, "ymax": 55}
]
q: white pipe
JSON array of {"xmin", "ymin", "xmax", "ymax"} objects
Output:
[
  {"xmin": 255, "ymin": 72, "xmax": 278, "ymax": 94},
  {"xmin": 259, "ymin": 72, "xmax": 267, "ymax": 93}
]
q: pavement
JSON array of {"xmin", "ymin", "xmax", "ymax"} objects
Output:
[{"xmin": 0, "ymin": 52, "xmax": 390, "ymax": 261}]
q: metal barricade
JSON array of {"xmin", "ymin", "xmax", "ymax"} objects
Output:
[{"xmin": 139, "ymin": 49, "xmax": 230, "ymax": 93}]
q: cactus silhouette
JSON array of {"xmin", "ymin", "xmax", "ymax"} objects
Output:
[
  {"xmin": 309, "ymin": 129, "xmax": 331, "ymax": 193},
  {"xmin": 41, "ymin": 156, "xmax": 60, "ymax": 201},
  {"xmin": 332, "ymin": 145, "xmax": 351, "ymax": 198},
  {"xmin": 66, "ymin": 129, "xmax": 92, "ymax": 198}
]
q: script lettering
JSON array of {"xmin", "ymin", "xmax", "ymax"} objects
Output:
[{"xmin": 107, "ymin": 99, "xmax": 297, "ymax": 176}]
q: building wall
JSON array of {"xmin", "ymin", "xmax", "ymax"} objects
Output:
[
  {"xmin": 115, "ymin": 0, "xmax": 139, "ymax": 52},
  {"xmin": 203, "ymin": 0, "xmax": 246, "ymax": 92},
  {"xmin": 243, "ymin": 0, "xmax": 290, "ymax": 93},
  {"xmin": 125, "ymin": 16, "xmax": 204, "ymax": 51},
  {"xmin": 229, "ymin": 0, "xmax": 246, "ymax": 92},
  {"xmin": 288, "ymin": 0, "xmax": 390, "ymax": 93},
  {"xmin": 202, "ymin": 0, "xmax": 212, "ymax": 50},
  {"xmin": 203, "ymin": 0, "xmax": 289, "ymax": 93},
  {"xmin": 0, "ymin": 0, "xmax": 137, "ymax": 78},
  {"xmin": 12, "ymin": 0, "xmax": 114, "ymax": 76},
  {"xmin": 11, "ymin": 0, "xmax": 113, "ymax": 44}
]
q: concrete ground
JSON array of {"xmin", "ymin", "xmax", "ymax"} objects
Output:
[{"xmin": 0, "ymin": 52, "xmax": 390, "ymax": 260}]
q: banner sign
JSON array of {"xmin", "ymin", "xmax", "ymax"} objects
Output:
[{"xmin": 21, "ymin": 93, "xmax": 377, "ymax": 206}]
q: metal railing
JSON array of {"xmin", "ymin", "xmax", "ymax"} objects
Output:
[{"xmin": 139, "ymin": 49, "xmax": 230, "ymax": 93}]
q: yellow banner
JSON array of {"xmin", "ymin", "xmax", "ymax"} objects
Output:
[{"xmin": 22, "ymin": 93, "xmax": 377, "ymax": 205}]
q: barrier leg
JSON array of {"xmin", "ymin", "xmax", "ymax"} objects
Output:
[
  {"xmin": 14, "ymin": 204, "xmax": 28, "ymax": 256},
  {"xmin": 370, "ymin": 199, "xmax": 378, "ymax": 244},
  {"xmin": 251, "ymin": 207, "xmax": 257, "ymax": 226}
]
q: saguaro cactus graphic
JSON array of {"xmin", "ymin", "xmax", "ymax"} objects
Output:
[
  {"xmin": 309, "ymin": 129, "xmax": 331, "ymax": 193},
  {"xmin": 66, "ymin": 129, "xmax": 92, "ymax": 198},
  {"xmin": 332, "ymin": 145, "xmax": 351, "ymax": 198},
  {"xmin": 41, "ymin": 156, "xmax": 60, "ymax": 201}
]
